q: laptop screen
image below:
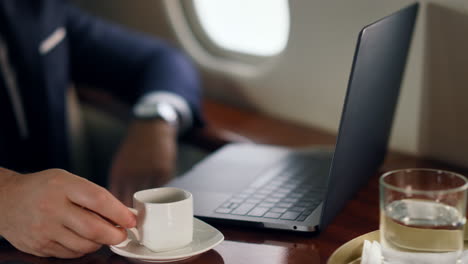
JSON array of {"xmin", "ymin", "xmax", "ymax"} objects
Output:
[{"xmin": 320, "ymin": 3, "xmax": 419, "ymax": 228}]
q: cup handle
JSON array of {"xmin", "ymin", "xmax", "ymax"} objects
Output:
[{"xmin": 127, "ymin": 207, "xmax": 140, "ymax": 242}]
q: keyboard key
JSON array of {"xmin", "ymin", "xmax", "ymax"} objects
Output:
[
  {"xmin": 220, "ymin": 202, "xmax": 232, "ymax": 208},
  {"xmin": 264, "ymin": 212, "xmax": 282, "ymax": 219},
  {"xmin": 276, "ymin": 202, "xmax": 293, "ymax": 208},
  {"xmin": 280, "ymin": 211, "xmax": 301, "ymax": 220},
  {"xmin": 270, "ymin": 180, "xmax": 285, "ymax": 186},
  {"xmin": 289, "ymin": 193, "xmax": 303, "ymax": 198},
  {"xmin": 276, "ymin": 188, "xmax": 291, "ymax": 193},
  {"xmin": 295, "ymin": 202, "xmax": 310, "ymax": 207},
  {"xmin": 258, "ymin": 189, "xmax": 273, "ymax": 194},
  {"xmin": 301, "ymin": 197, "xmax": 318, "ymax": 203},
  {"xmin": 245, "ymin": 198, "xmax": 262, "ymax": 204},
  {"xmin": 221, "ymin": 202, "xmax": 240, "ymax": 209},
  {"xmin": 265, "ymin": 198, "xmax": 281, "ymax": 203},
  {"xmin": 258, "ymin": 202, "xmax": 275, "ymax": 208},
  {"xmin": 297, "ymin": 215, "xmax": 308, "ymax": 221},
  {"xmin": 283, "ymin": 183, "xmax": 297, "ymax": 189},
  {"xmin": 289, "ymin": 206, "xmax": 306, "ymax": 212},
  {"xmin": 252, "ymin": 194, "xmax": 267, "ymax": 199},
  {"xmin": 271, "ymin": 193, "xmax": 287, "ymax": 198},
  {"xmin": 306, "ymin": 193, "xmax": 316, "ymax": 198},
  {"xmin": 231, "ymin": 203, "xmax": 256, "ymax": 215},
  {"xmin": 215, "ymin": 208, "xmax": 233, "ymax": 214},
  {"xmin": 303, "ymin": 209, "xmax": 314, "ymax": 216},
  {"xmin": 262, "ymin": 185, "xmax": 277, "ymax": 191},
  {"xmin": 270, "ymin": 207, "xmax": 287, "ymax": 213},
  {"xmin": 247, "ymin": 207, "xmax": 269, "ymax": 217},
  {"xmin": 283, "ymin": 198, "xmax": 299, "ymax": 203},
  {"xmin": 229, "ymin": 198, "xmax": 244, "ymax": 203}
]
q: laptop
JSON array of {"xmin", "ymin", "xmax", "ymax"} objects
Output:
[{"xmin": 168, "ymin": 3, "xmax": 419, "ymax": 232}]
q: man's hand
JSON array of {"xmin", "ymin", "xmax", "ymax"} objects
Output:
[
  {"xmin": 109, "ymin": 120, "xmax": 177, "ymax": 206},
  {"xmin": 0, "ymin": 168, "xmax": 136, "ymax": 258}
]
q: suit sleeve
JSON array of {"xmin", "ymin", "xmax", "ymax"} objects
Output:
[{"xmin": 65, "ymin": 4, "xmax": 203, "ymax": 127}]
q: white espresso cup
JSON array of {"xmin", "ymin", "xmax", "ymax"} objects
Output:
[{"xmin": 128, "ymin": 187, "xmax": 193, "ymax": 252}]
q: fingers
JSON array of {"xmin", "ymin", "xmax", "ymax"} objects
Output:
[
  {"xmin": 63, "ymin": 203, "xmax": 128, "ymax": 245},
  {"xmin": 14, "ymin": 239, "xmax": 83, "ymax": 259},
  {"xmin": 54, "ymin": 226, "xmax": 102, "ymax": 254},
  {"xmin": 1, "ymin": 168, "xmax": 132, "ymax": 259},
  {"xmin": 40, "ymin": 241, "xmax": 84, "ymax": 259},
  {"xmin": 66, "ymin": 177, "xmax": 136, "ymax": 229}
]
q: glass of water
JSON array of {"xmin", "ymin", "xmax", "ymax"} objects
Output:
[{"xmin": 380, "ymin": 168, "xmax": 468, "ymax": 263}]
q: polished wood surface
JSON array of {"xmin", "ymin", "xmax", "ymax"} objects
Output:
[{"xmin": 1, "ymin": 99, "xmax": 467, "ymax": 264}]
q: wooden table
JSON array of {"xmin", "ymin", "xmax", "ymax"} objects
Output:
[{"xmin": 1, "ymin": 100, "xmax": 467, "ymax": 264}]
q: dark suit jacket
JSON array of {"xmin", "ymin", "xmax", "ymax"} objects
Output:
[{"xmin": 0, "ymin": 0, "xmax": 202, "ymax": 172}]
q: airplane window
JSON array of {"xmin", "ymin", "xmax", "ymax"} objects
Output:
[{"xmin": 192, "ymin": 0, "xmax": 290, "ymax": 57}]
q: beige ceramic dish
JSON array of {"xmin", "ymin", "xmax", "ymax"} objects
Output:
[
  {"xmin": 328, "ymin": 230, "xmax": 468, "ymax": 264},
  {"xmin": 327, "ymin": 231, "xmax": 380, "ymax": 264}
]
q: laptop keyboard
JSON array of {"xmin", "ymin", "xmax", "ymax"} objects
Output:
[{"xmin": 214, "ymin": 158, "xmax": 327, "ymax": 222}]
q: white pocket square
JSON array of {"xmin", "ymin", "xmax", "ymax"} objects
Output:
[{"xmin": 39, "ymin": 27, "xmax": 66, "ymax": 55}]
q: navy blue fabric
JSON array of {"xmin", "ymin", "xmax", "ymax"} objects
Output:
[{"xmin": 0, "ymin": 0, "xmax": 202, "ymax": 172}]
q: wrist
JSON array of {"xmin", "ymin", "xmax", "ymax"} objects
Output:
[
  {"xmin": 0, "ymin": 167, "xmax": 18, "ymax": 187},
  {"xmin": 0, "ymin": 168, "xmax": 19, "ymax": 235},
  {"xmin": 129, "ymin": 119, "xmax": 177, "ymax": 140}
]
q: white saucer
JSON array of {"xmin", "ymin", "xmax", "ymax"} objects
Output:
[{"xmin": 110, "ymin": 218, "xmax": 224, "ymax": 263}]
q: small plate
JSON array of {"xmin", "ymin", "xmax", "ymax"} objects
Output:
[
  {"xmin": 110, "ymin": 218, "xmax": 224, "ymax": 263},
  {"xmin": 327, "ymin": 231, "xmax": 379, "ymax": 264},
  {"xmin": 328, "ymin": 230, "xmax": 468, "ymax": 264}
]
